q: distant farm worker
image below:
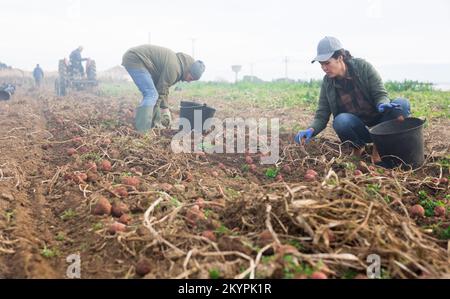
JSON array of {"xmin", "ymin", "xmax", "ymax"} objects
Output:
[
  {"xmin": 294, "ymin": 36, "xmax": 410, "ymax": 166},
  {"xmin": 122, "ymin": 44, "xmax": 205, "ymax": 132},
  {"xmin": 70, "ymin": 46, "xmax": 88, "ymax": 76},
  {"xmin": 32, "ymin": 64, "xmax": 44, "ymax": 87}
]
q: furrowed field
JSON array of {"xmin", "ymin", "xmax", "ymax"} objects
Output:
[{"xmin": 0, "ymin": 79, "xmax": 449, "ymax": 278}]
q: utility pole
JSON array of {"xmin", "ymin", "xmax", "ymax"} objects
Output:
[
  {"xmin": 283, "ymin": 56, "xmax": 289, "ymax": 79},
  {"xmin": 189, "ymin": 38, "xmax": 196, "ymax": 58}
]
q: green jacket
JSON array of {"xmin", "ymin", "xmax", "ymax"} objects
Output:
[
  {"xmin": 309, "ymin": 58, "xmax": 390, "ymax": 136},
  {"xmin": 122, "ymin": 45, "xmax": 195, "ymax": 109}
]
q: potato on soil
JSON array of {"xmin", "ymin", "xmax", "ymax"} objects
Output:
[
  {"xmin": 245, "ymin": 156, "xmax": 253, "ymax": 164},
  {"xmin": 135, "ymin": 259, "xmax": 152, "ymax": 277},
  {"xmin": 108, "ymin": 222, "xmax": 126, "ymax": 234},
  {"xmin": 202, "ymin": 230, "xmax": 217, "ymax": 242},
  {"xmin": 73, "ymin": 172, "xmax": 88, "ymax": 183},
  {"xmin": 99, "ymin": 159, "xmax": 112, "ymax": 171},
  {"xmin": 409, "ymin": 204, "xmax": 425, "ymax": 218},
  {"xmin": 121, "ymin": 176, "xmax": 140, "ymax": 187},
  {"xmin": 310, "ymin": 272, "xmax": 328, "ymax": 279},
  {"xmin": 257, "ymin": 230, "xmax": 274, "ymax": 246},
  {"xmin": 85, "ymin": 161, "xmax": 97, "ymax": 172},
  {"xmin": 67, "ymin": 148, "xmax": 77, "ymax": 156},
  {"xmin": 186, "ymin": 205, "xmax": 206, "ymax": 226},
  {"xmin": 113, "ymin": 186, "xmax": 128, "ymax": 198},
  {"xmin": 434, "ymin": 206, "xmax": 446, "ymax": 217},
  {"xmin": 354, "ymin": 169, "xmax": 363, "ymax": 176},
  {"xmin": 118, "ymin": 214, "xmax": 132, "ymax": 225},
  {"xmin": 249, "ymin": 164, "xmax": 257, "ymax": 172},
  {"xmin": 93, "ymin": 197, "xmax": 112, "ymax": 216},
  {"xmin": 86, "ymin": 171, "xmax": 99, "ymax": 183},
  {"xmin": 282, "ymin": 165, "xmax": 292, "ymax": 174},
  {"xmin": 112, "ymin": 201, "xmax": 130, "ymax": 217}
]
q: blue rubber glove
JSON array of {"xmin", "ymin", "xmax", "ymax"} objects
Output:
[
  {"xmin": 377, "ymin": 102, "xmax": 401, "ymax": 113},
  {"xmin": 294, "ymin": 128, "xmax": 314, "ymax": 144}
]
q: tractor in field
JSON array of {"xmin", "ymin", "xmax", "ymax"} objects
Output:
[{"xmin": 55, "ymin": 58, "xmax": 98, "ymax": 96}]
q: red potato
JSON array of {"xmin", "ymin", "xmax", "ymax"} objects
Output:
[
  {"xmin": 135, "ymin": 259, "xmax": 151, "ymax": 277},
  {"xmin": 282, "ymin": 165, "xmax": 292, "ymax": 174},
  {"xmin": 67, "ymin": 148, "xmax": 77, "ymax": 156},
  {"xmin": 245, "ymin": 156, "xmax": 254, "ymax": 164},
  {"xmin": 99, "ymin": 160, "xmax": 112, "ymax": 172},
  {"xmin": 118, "ymin": 214, "xmax": 132, "ymax": 225},
  {"xmin": 306, "ymin": 169, "xmax": 318, "ymax": 177},
  {"xmin": 184, "ymin": 172, "xmax": 193, "ymax": 182},
  {"xmin": 72, "ymin": 136, "xmax": 83, "ymax": 143},
  {"xmin": 439, "ymin": 177, "xmax": 448, "ymax": 185},
  {"xmin": 86, "ymin": 171, "xmax": 99, "ymax": 183},
  {"xmin": 108, "ymin": 222, "xmax": 126, "ymax": 234},
  {"xmin": 113, "ymin": 186, "xmax": 128, "ymax": 198},
  {"xmin": 249, "ymin": 164, "xmax": 257, "ymax": 172},
  {"xmin": 434, "ymin": 206, "xmax": 446, "ymax": 217},
  {"xmin": 257, "ymin": 230, "xmax": 274, "ymax": 246},
  {"xmin": 304, "ymin": 173, "xmax": 316, "ymax": 182},
  {"xmin": 275, "ymin": 174, "xmax": 284, "ymax": 182},
  {"xmin": 211, "ymin": 171, "xmax": 219, "ymax": 178},
  {"xmin": 410, "ymin": 204, "xmax": 425, "ymax": 218},
  {"xmin": 73, "ymin": 172, "xmax": 88, "ymax": 183},
  {"xmin": 41, "ymin": 144, "xmax": 51, "ymax": 150},
  {"xmin": 109, "ymin": 149, "xmax": 120, "ymax": 159},
  {"xmin": 195, "ymin": 198, "xmax": 206, "ymax": 209},
  {"xmin": 186, "ymin": 205, "xmax": 206, "ymax": 226},
  {"xmin": 85, "ymin": 161, "xmax": 97, "ymax": 172},
  {"xmin": 218, "ymin": 163, "xmax": 226, "ymax": 170},
  {"xmin": 93, "ymin": 197, "xmax": 112, "ymax": 216},
  {"xmin": 112, "ymin": 202, "xmax": 130, "ymax": 218},
  {"xmin": 202, "ymin": 230, "xmax": 217, "ymax": 242},
  {"xmin": 310, "ymin": 272, "xmax": 328, "ymax": 279},
  {"xmin": 122, "ymin": 176, "xmax": 140, "ymax": 187},
  {"xmin": 63, "ymin": 173, "xmax": 74, "ymax": 181},
  {"xmin": 78, "ymin": 146, "xmax": 89, "ymax": 154},
  {"xmin": 354, "ymin": 169, "xmax": 363, "ymax": 176}
]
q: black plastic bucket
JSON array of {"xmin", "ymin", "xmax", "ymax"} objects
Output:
[
  {"xmin": 369, "ymin": 117, "xmax": 426, "ymax": 169},
  {"xmin": 0, "ymin": 84, "xmax": 15, "ymax": 101},
  {"xmin": 0, "ymin": 90, "xmax": 11, "ymax": 101},
  {"xmin": 179, "ymin": 101, "xmax": 216, "ymax": 132}
]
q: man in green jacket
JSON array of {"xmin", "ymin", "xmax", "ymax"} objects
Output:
[
  {"xmin": 295, "ymin": 37, "xmax": 410, "ymax": 165},
  {"xmin": 122, "ymin": 45, "xmax": 205, "ymax": 132}
]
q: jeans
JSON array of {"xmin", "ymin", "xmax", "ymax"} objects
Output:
[
  {"xmin": 332, "ymin": 98, "xmax": 411, "ymax": 148},
  {"xmin": 125, "ymin": 67, "xmax": 158, "ymax": 107}
]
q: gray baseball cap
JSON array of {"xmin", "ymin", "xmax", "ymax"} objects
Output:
[
  {"xmin": 190, "ymin": 60, "xmax": 205, "ymax": 80},
  {"xmin": 311, "ymin": 36, "xmax": 343, "ymax": 63}
]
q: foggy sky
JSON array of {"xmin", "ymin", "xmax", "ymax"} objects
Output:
[{"xmin": 1, "ymin": 0, "xmax": 449, "ymax": 83}]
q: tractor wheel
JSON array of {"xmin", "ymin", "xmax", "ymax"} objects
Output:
[
  {"xmin": 55, "ymin": 78, "xmax": 66, "ymax": 96},
  {"xmin": 58, "ymin": 59, "xmax": 68, "ymax": 78},
  {"xmin": 86, "ymin": 60, "xmax": 97, "ymax": 81}
]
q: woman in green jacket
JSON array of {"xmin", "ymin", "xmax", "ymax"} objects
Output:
[{"xmin": 295, "ymin": 36, "xmax": 410, "ymax": 165}]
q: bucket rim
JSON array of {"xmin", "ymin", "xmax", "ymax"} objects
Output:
[{"xmin": 369, "ymin": 117, "xmax": 426, "ymax": 136}]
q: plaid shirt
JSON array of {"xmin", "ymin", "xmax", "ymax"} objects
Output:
[{"xmin": 333, "ymin": 73, "xmax": 380, "ymax": 126}]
